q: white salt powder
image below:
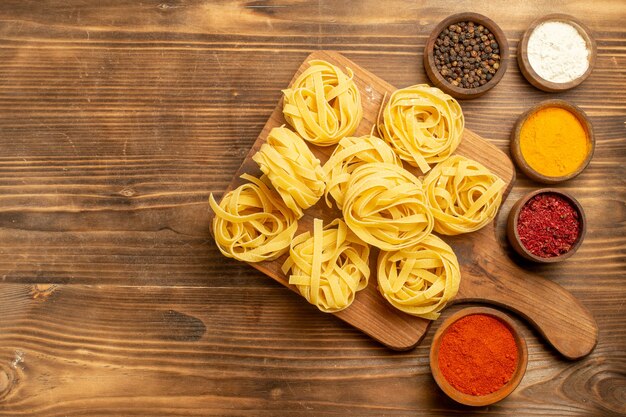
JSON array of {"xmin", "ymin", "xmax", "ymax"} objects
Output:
[{"xmin": 527, "ymin": 21, "xmax": 590, "ymax": 83}]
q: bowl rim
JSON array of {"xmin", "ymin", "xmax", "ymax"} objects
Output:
[
  {"xmin": 423, "ymin": 12, "xmax": 510, "ymax": 99},
  {"xmin": 429, "ymin": 306, "xmax": 528, "ymax": 406},
  {"xmin": 510, "ymin": 99, "xmax": 595, "ymax": 184},
  {"xmin": 517, "ymin": 13, "xmax": 597, "ymax": 92},
  {"xmin": 506, "ymin": 188, "xmax": 587, "ymax": 263}
]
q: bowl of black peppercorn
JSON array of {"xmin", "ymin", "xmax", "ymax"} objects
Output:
[{"xmin": 424, "ymin": 13, "xmax": 509, "ymax": 99}]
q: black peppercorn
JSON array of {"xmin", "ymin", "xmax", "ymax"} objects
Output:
[{"xmin": 432, "ymin": 20, "xmax": 502, "ymax": 89}]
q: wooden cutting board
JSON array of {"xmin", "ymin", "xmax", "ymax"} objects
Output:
[{"xmin": 213, "ymin": 51, "xmax": 597, "ymax": 360}]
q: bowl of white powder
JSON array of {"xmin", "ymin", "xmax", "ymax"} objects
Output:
[{"xmin": 518, "ymin": 14, "xmax": 596, "ymax": 92}]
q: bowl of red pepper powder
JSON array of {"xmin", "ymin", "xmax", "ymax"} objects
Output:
[
  {"xmin": 507, "ymin": 189, "xmax": 586, "ymax": 263},
  {"xmin": 430, "ymin": 307, "xmax": 528, "ymax": 406}
]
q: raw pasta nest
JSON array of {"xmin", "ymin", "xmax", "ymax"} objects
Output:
[
  {"xmin": 342, "ymin": 162, "xmax": 434, "ymax": 251},
  {"xmin": 282, "ymin": 60, "xmax": 363, "ymax": 146},
  {"xmin": 209, "ymin": 174, "xmax": 298, "ymax": 263},
  {"xmin": 423, "ymin": 155, "xmax": 505, "ymax": 235},
  {"xmin": 252, "ymin": 126, "xmax": 325, "ymax": 218},
  {"xmin": 323, "ymin": 134, "xmax": 402, "ymax": 210},
  {"xmin": 379, "ymin": 84, "xmax": 464, "ymax": 173},
  {"xmin": 282, "ymin": 218, "xmax": 370, "ymax": 313},
  {"xmin": 377, "ymin": 234, "xmax": 460, "ymax": 320}
]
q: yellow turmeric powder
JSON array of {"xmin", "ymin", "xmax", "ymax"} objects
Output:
[{"xmin": 519, "ymin": 107, "xmax": 589, "ymax": 177}]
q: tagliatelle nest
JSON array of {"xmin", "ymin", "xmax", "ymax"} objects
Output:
[
  {"xmin": 282, "ymin": 60, "xmax": 363, "ymax": 146},
  {"xmin": 377, "ymin": 234, "xmax": 460, "ymax": 320},
  {"xmin": 342, "ymin": 162, "xmax": 434, "ymax": 251},
  {"xmin": 323, "ymin": 134, "xmax": 402, "ymax": 210},
  {"xmin": 423, "ymin": 155, "xmax": 505, "ymax": 235},
  {"xmin": 209, "ymin": 174, "xmax": 299, "ymax": 263},
  {"xmin": 282, "ymin": 218, "xmax": 370, "ymax": 313},
  {"xmin": 252, "ymin": 126, "xmax": 326, "ymax": 218},
  {"xmin": 379, "ymin": 84, "xmax": 464, "ymax": 173}
]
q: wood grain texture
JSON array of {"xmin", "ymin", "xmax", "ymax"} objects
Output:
[
  {"xmin": 0, "ymin": 284, "xmax": 623, "ymax": 417},
  {"xmin": 216, "ymin": 50, "xmax": 597, "ymax": 358},
  {"xmin": 0, "ymin": 0, "xmax": 624, "ymax": 415}
]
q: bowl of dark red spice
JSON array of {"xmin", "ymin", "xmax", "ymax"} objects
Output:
[
  {"xmin": 507, "ymin": 189, "xmax": 586, "ymax": 263},
  {"xmin": 424, "ymin": 12, "xmax": 510, "ymax": 99},
  {"xmin": 430, "ymin": 307, "xmax": 528, "ymax": 406}
]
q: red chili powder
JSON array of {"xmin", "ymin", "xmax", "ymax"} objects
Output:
[
  {"xmin": 438, "ymin": 314, "xmax": 518, "ymax": 396},
  {"xmin": 517, "ymin": 193, "xmax": 580, "ymax": 258}
]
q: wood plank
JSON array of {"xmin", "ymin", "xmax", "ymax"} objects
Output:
[
  {"xmin": 0, "ymin": 0, "xmax": 624, "ymax": 415},
  {"xmin": 0, "ymin": 284, "xmax": 623, "ymax": 417},
  {"xmin": 0, "ymin": 47, "xmax": 623, "ymax": 285}
]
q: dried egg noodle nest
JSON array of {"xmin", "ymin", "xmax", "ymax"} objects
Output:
[
  {"xmin": 377, "ymin": 234, "xmax": 460, "ymax": 320},
  {"xmin": 252, "ymin": 126, "xmax": 325, "ymax": 218},
  {"xmin": 423, "ymin": 155, "xmax": 505, "ymax": 235},
  {"xmin": 282, "ymin": 60, "xmax": 363, "ymax": 146},
  {"xmin": 379, "ymin": 84, "xmax": 464, "ymax": 173},
  {"xmin": 282, "ymin": 218, "xmax": 370, "ymax": 313},
  {"xmin": 342, "ymin": 162, "xmax": 434, "ymax": 251},
  {"xmin": 323, "ymin": 135, "xmax": 402, "ymax": 210},
  {"xmin": 209, "ymin": 174, "xmax": 298, "ymax": 263}
]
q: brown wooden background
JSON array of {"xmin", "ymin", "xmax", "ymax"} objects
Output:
[{"xmin": 0, "ymin": 1, "xmax": 624, "ymax": 416}]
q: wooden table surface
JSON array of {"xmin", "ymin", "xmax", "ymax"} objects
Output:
[{"xmin": 0, "ymin": 1, "xmax": 624, "ymax": 416}]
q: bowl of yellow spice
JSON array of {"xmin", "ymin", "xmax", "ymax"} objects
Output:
[{"xmin": 511, "ymin": 99, "xmax": 594, "ymax": 184}]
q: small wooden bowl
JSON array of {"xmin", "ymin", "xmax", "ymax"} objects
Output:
[
  {"xmin": 511, "ymin": 99, "xmax": 594, "ymax": 184},
  {"xmin": 518, "ymin": 14, "xmax": 597, "ymax": 92},
  {"xmin": 424, "ymin": 12, "xmax": 509, "ymax": 99},
  {"xmin": 507, "ymin": 188, "xmax": 587, "ymax": 263},
  {"xmin": 430, "ymin": 307, "xmax": 528, "ymax": 406}
]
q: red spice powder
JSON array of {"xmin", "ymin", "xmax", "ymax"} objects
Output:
[
  {"xmin": 438, "ymin": 314, "xmax": 518, "ymax": 396},
  {"xmin": 517, "ymin": 193, "xmax": 580, "ymax": 258}
]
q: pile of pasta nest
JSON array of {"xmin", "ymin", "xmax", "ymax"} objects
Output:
[{"xmin": 209, "ymin": 60, "xmax": 505, "ymax": 320}]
